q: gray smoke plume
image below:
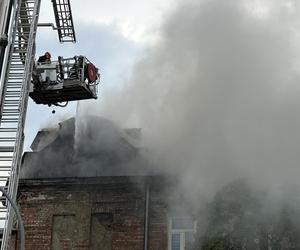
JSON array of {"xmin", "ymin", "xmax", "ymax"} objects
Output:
[{"xmin": 81, "ymin": 0, "xmax": 300, "ymax": 205}]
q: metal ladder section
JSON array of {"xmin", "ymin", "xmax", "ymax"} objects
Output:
[
  {"xmin": 52, "ymin": 0, "xmax": 76, "ymax": 42},
  {"xmin": 0, "ymin": 0, "xmax": 41, "ymax": 248}
]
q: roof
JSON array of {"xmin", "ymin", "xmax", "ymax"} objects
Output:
[
  {"xmin": 18, "ymin": 176, "xmax": 169, "ymax": 190},
  {"xmin": 21, "ymin": 116, "xmax": 156, "ymax": 179},
  {"xmin": 30, "ymin": 128, "xmax": 59, "ymax": 151}
]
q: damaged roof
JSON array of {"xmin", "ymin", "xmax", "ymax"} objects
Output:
[{"xmin": 21, "ymin": 116, "xmax": 155, "ymax": 179}]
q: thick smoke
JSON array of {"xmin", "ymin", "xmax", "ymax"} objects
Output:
[{"xmin": 82, "ymin": 0, "xmax": 300, "ymax": 203}]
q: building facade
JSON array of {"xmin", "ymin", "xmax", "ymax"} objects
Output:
[
  {"xmin": 10, "ymin": 176, "xmax": 170, "ymax": 250},
  {"xmin": 9, "ymin": 116, "xmax": 196, "ymax": 250}
]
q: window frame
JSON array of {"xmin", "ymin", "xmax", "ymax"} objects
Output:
[{"xmin": 168, "ymin": 216, "xmax": 197, "ymax": 250}]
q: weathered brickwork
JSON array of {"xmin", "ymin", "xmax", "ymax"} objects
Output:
[{"xmin": 11, "ymin": 176, "xmax": 170, "ymax": 250}]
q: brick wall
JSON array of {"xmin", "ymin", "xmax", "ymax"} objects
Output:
[{"xmin": 11, "ymin": 176, "xmax": 170, "ymax": 250}]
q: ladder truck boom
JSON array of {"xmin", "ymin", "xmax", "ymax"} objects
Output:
[
  {"xmin": 0, "ymin": 0, "xmax": 14, "ymax": 82},
  {"xmin": 0, "ymin": 0, "xmax": 40, "ymax": 248}
]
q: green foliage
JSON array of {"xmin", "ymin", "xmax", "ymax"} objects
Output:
[
  {"xmin": 200, "ymin": 236, "xmax": 241, "ymax": 250},
  {"xmin": 190, "ymin": 179, "xmax": 300, "ymax": 250}
]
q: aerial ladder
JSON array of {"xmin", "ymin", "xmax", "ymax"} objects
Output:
[{"xmin": 0, "ymin": 0, "xmax": 100, "ymax": 248}]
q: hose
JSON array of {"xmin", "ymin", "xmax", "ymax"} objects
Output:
[{"xmin": 0, "ymin": 186, "xmax": 25, "ymax": 250}]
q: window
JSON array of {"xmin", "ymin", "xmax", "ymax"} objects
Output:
[
  {"xmin": 169, "ymin": 217, "xmax": 197, "ymax": 250},
  {"xmin": 90, "ymin": 213, "xmax": 113, "ymax": 250},
  {"xmin": 51, "ymin": 215, "xmax": 77, "ymax": 250}
]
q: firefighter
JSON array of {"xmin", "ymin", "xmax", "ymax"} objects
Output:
[
  {"xmin": 36, "ymin": 52, "xmax": 55, "ymax": 83},
  {"xmin": 37, "ymin": 51, "xmax": 51, "ymax": 63}
]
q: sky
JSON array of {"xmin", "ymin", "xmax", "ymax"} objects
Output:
[
  {"xmin": 25, "ymin": 0, "xmax": 290, "ymax": 149},
  {"xmin": 24, "ymin": 0, "xmax": 178, "ymax": 149}
]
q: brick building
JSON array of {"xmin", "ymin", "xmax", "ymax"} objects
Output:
[{"xmin": 10, "ymin": 116, "xmax": 196, "ymax": 250}]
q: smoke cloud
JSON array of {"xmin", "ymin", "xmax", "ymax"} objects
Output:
[{"xmin": 81, "ymin": 0, "xmax": 300, "ymax": 203}]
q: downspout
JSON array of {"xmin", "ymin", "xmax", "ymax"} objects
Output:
[
  {"xmin": 144, "ymin": 183, "xmax": 150, "ymax": 250},
  {"xmin": 0, "ymin": 0, "xmax": 14, "ymax": 79}
]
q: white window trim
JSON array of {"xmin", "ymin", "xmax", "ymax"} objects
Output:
[{"xmin": 168, "ymin": 216, "xmax": 197, "ymax": 250}]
